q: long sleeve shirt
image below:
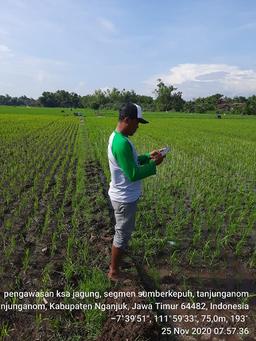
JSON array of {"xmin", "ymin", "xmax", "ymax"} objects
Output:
[{"xmin": 107, "ymin": 130, "xmax": 156, "ymax": 202}]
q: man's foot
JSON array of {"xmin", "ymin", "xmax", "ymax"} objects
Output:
[
  {"xmin": 107, "ymin": 271, "xmax": 119, "ymax": 282},
  {"xmin": 107, "ymin": 266, "xmax": 124, "ymax": 282}
]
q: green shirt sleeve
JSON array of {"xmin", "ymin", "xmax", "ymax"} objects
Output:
[
  {"xmin": 138, "ymin": 153, "xmax": 151, "ymax": 165},
  {"xmin": 112, "ymin": 134, "xmax": 156, "ymax": 182}
]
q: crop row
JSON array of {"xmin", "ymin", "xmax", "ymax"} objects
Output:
[
  {"xmin": 0, "ymin": 115, "xmax": 111, "ymax": 340},
  {"xmin": 0, "ymin": 115, "xmax": 73, "ymax": 213},
  {"xmin": 85, "ymin": 116, "xmax": 256, "ymax": 270}
]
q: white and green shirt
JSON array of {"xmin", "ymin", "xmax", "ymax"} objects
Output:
[{"xmin": 108, "ymin": 130, "xmax": 156, "ymax": 203}]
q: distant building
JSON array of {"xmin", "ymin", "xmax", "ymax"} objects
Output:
[{"xmin": 217, "ymin": 99, "xmax": 246, "ymax": 113}]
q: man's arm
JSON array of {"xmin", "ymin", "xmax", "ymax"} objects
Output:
[
  {"xmin": 138, "ymin": 153, "xmax": 151, "ymax": 165},
  {"xmin": 138, "ymin": 149, "xmax": 163, "ymax": 165},
  {"xmin": 113, "ymin": 141, "xmax": 156, "ymax": 182}
]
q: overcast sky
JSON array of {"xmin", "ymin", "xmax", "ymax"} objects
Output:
[{"xmin": 1, "ymin": 0, "xmax": 256, "ymax": 99}]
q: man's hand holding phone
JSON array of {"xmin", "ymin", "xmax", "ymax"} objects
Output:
[{"xmin": 150, "ymin": 149, "xmax": 165, "ymax": 165}]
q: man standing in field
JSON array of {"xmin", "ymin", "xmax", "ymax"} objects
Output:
[{"xmin": 107, "ymin": 102, "xmax": 165, "ymax": 281}]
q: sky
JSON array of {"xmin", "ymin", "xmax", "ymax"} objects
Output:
[{"xmin": 1, "ymin": 0, "xmax": 256, "ymax": 99}]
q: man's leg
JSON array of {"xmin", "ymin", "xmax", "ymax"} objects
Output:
[
  {"xmin": 108, "ymin": 200, "xmax": 138, "ymax": 280},
  {"xmin": 108, "ymin": 245, "xmax": 123, "ymax": 279}
]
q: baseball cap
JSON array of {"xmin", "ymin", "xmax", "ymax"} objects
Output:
[{"xmin": 119, "ymin": 102, "xmax": 149, "ymax": 124}]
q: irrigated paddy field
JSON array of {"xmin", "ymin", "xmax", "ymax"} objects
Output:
[{"xmin": 0, "ymin": 106, "xmax": 255, "ymax": 340}]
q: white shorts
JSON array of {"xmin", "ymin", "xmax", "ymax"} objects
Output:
[{"xmin": 111, "ymin": 200, "xmax": 138, "ymax": 250}]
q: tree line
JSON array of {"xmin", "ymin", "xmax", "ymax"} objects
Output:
[{"xmin": 1, "ymin": 79, "xmax": 256, "ymax": 114}]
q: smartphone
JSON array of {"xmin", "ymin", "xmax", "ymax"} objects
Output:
[{"xmin": 159, "ymin": 146, "xmax": 170, "ymax": 156}]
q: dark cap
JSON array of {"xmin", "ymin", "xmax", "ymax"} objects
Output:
[{"xmin": 119, "ymin": 103, "xmax": 149, "ymax": 124}]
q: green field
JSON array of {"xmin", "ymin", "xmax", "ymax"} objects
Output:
[{"xmin": 0, "ymin": 106, "xmax": 255, "ymax": 340}]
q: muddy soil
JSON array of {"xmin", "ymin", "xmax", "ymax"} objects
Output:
[
  {"xmin": 84, "ymin": 160, "xmax": 165, "ymax": 341},
  {"xmin": 0, "ymin": 152, "xmax": 166, "ymax": 340},
  {"xmin": 83, "ymin": 159, "xmax": 256, "ymax": 341},
  {"xmin": 1, "ymin": 128, "xmax": 255, "ymax": 340},
  {"xmin": 141, "ymin": 244, "xmax": 256, "ymax": 341}
]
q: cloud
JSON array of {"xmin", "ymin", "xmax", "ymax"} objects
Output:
[
  {"xmin": 72, "ymin": 81, "xmax": 89, "ymax": 95},
  {"xmin": 0, "ymin": 44, "xmax": 11, "ymax": 53},
  {"xmin": 237, "ymin": 22, "xmax": 256, "ymax": 31},
  {"xmin": 145, "ymin": 64, "xmax": 256, "ymax": 99},
  {"xmin": 97, "ymin": 17, "xmax": 116, "ymax": 33},
  {"xmin": 0, "ymin": 53, "xmax": 70, "ymax": 97},
  {"xmin": 0, "ymin": 44, "xmax": 14, "ymax": 60}
]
